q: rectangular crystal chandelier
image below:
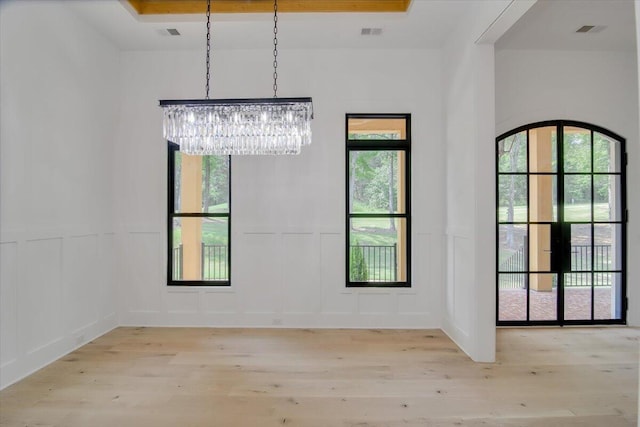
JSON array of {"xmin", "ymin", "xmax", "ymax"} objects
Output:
[
  {"xmin": 160, "ymin": 0, "xmax": 313, "ymax": 156},
  {"xmin": 160, "ymin": 97, "xmax": 313, "ymax": 155}
]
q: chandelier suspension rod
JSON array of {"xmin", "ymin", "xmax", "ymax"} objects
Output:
[
  {"xmin": 205, "ymin": 0, "xmax": 212, "ymax": 99},
  {"xmin": 272, "ymin": 0, "xmax": 278, "ymax": 98}
]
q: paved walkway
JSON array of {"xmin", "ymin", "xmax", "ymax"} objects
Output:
[{"xmin": 499, "ymin": 287, "xmax": 615, "ymax": 321}]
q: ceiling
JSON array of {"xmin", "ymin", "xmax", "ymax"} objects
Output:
[
  {"xmin": 67, "ymin": 0, "xmax": 637, "ymax": 52},
  {"xmin": 496, "ymin": 0, "xmax": 637, "ymax": 51}
]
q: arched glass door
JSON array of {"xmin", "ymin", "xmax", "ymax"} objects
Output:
[{"xmin": 496, "ymin": 121, "xmax": 626, "ymax": 325}]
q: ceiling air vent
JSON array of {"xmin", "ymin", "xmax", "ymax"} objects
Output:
[
  {"xmin": 157, "ymin": 28, "xmax": 181, "ymax": 36},
  {"xmin": 576, "ymin": 25, "xmax": 606, "ymax": 33},
  {"xmin": 361, "ymin": 28, "xmax": 383, "ymax": 36}
]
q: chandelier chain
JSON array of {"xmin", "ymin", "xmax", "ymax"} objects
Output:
[
  {"xmin": 272, "ymin": 0, "xmax": 278, "ymax": 98},
  {"xmin": 205, "ymin": 0, "xmax": 211, "ymax": 99}
]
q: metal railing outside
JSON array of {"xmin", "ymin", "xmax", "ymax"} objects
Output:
[
  {"xmin": 172, "ymin": 243, "xmax": 228, "ymax": 281},
  {"xmin": 351, "ymin": 244, "xmax": 397, "ymax": 282},
  {"xmin": 499, "ymin": 244, "xmax": 613, "ymax": 289}
]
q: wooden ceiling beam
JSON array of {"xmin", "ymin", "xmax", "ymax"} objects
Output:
[{"xmin": 127, "ymin": 0, "xmax": 411, "ymax": 15}]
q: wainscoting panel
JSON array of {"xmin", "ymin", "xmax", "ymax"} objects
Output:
[
  {"xmin": 166, "ymin": 290, "xmax": 200, "ymax": 314},
  {"xmin": 358, "ymin": 292, "xmax": 393, "ymax": 315},
  {"xmin": 67, "ymin": 234, "xmax": 99, "ymax": 332},
  {"xmin": 453, "ymin": 235, "xmax": 472, "ymax": 336},
  {"xmin": 282, "ymin": 233, "xmax": 320, "ymax": 314},
  {"xmin": 202, "ymin": 291, "xmax": 237, "ymax": 314},
  {"xmin": 99, "ymin": 233, "xmax": 117, "ymax": 320},
  {"xmin": 126, "ymin": 232, "xmax": 162, "ymax": 313},
  {"xmin": 23, "ymin": 238, "xmax": 64, "ymax": 354},
  {"xmin": 0, "ymin": 242, "xmax": 18, "ymax": 368},
  {"xmin": 320, "ymin": 233, "xmax": 353, "ymax": 314},
  {"xmin": 235, "ymin": 233, "xmax": 281, "ymax": 314}
]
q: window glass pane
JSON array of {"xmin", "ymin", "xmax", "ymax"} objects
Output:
[
  {"xmin": 529, "ymin": 175, "xmax": 557, "ymax": 222},
  {"xmin": 172, "ymin": 217, "xmax": 229, "ymax": 281},
  {"xmin": 594, "ymin": 175, "xmax": 622, "ymax": 221},
  {"xmin": 529, "ymin": 126, "xmax": 557, "ymax": 173},
  {"xmin": 594, "ymin": 133, "xmax": 622, "ymax": 173},
  {"xmin": 529, "ymin": 224, "xmax": 551, "ymax": 272},
  {"xmin": 594, "ymin": 273, "xmax": 623, "ymax": 320},
  {"xmin": 349, "ymin": 151, "xmax": 405, "ymax": 214},
  {"xmin": 498, "ymin": 224, "xmax": 527, "ymax": 272},
  {"xmin": 174, "ymin": 153, "xmax": 229, "ymax": 213},
  {"xmin": 498, "ymin": 175, "xmax": 527, "ymax": 222},
  {"xmin": 564, "ymin": 273, "xmax": 592, "ymax": 320},
  {"xmin": 529, "ymin": 273, "xmax": 557, "ymax": 321},
  {"xmin": 498, "ymin": 274, "xmax": 527, "ymax": 321},
  {"xmin": 564, "ymin": 175, "xmax": 591, "ymax": 221},
  {"xmin": 594, "ymin": 224, "xmax": 621, "ymax": 270},
  {"xmin": 563, "ymin": 127, "xmax": 591, "ymax": 173},
  {"xmin": 347, "ymin": 117, "xmax": 406, "ymax": 140},
  {"xmin": 498, "ymin": 131, "xmax": 527, "ymax": 173},
  {"xmin": 570, "ymin": 224, "xmax": 592, "ymax": 271},
  {"xmin": 349, "ymin": 218, "xmax": 406, "ymax": 283}
]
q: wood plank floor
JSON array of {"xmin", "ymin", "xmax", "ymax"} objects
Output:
[{"xmin": 1, "ymin": 327, "xmax": 637, "ymax": 426}]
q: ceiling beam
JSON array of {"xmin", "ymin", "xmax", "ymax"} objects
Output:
[{"xmin": 127, "ymin": 0, "xmax": 411, "ymax": 15}]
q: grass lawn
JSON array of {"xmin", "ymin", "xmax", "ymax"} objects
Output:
[{"xmin": 498, "ymin": 203, "xmax": 610, "ymax": 222}]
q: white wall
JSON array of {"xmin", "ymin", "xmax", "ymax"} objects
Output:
[
  {"xmin": 441, "ymin": 1, "xmax": 517, "ymax": 363},
  {"xmin": 0, "ymin": 1, "xmax": 120, "ymax": 388},
  {"xmin": 495, "ymin": 48, "xmax": 640, "ymax": 325},
  {"xmin": 115, "ymin": 48, "xmax": 445, "ymax": 328}
]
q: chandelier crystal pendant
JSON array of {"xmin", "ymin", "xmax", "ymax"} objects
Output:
[{"xmin": 160, "ymin": 0, "xmax": 313, "ymax": 156}]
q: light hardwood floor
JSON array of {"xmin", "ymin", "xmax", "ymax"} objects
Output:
[{"xmin": 1, "ymin": 327, "xmax": 638, "ymax": 426}]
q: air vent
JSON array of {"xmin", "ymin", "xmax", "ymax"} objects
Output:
[
  {"xmin": 576, "ymin": 25, "xmax": 606, "ymax": 33},
  {"xmin": 361, "ymin": 28, "xmax": 383, "ymax": 36},
  {"xmin": 157, "ymin": 28, "xmax": 181, "ymax": 36}
]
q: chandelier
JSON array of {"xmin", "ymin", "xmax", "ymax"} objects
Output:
[{"xmin": 160, "ymin": 0, "xmax": 313, "ymax": 155}]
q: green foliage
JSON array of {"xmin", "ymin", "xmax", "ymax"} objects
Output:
[
  {"xmin": 498, "ymin": 129, "xmax": 618, "ymax": 216},
  {"xmin": 350, "ymin": 241, "xmax": 369, "ymax": 282},
  {"xmin": 350, "ymin": 151, "xmax": 398, "ymax": 213}
]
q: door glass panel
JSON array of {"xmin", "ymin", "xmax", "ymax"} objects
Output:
[
  {"xmin": 529, "ymin": 224, "xmax": 551, "ymax": 272},
  {"xmin": 564, "ymin": 127, "xmax": 591, "ymax": 173},
  {"xmin": 594, "ymin": 133, "xmax": 622, "ymax": 173},
  {"xmin": 498, "ymin": 175, "xmax": 527, "ymax": 222},
  {"xmin": 594, "ymin": 175, "xmax": 622, "ymax": 221},
  {"xmin": 564, "ymin": 273, "xmax": 592, "ymax": 320},
  {"xmin": 594, "ymin": 224, "xmax": 621, "ymax": 270},
  {"xmin": 498, "ymin": 131, "xmax": 527, "ymax": 173},
  {"xmin": 564, "ymin": 175, "xmax": 592, "ymax": 221},
  {"xmin": 498, "ymin": 273, "xmax": 527, "ymax": 321},
  {"xmin": 529, "ymin": 126, "xmax": 557, "ymax": 173},
  {"xmin": 570, "ymin": 224, "xmax": 592, "ymax": 271},
  {"xmin": 594, "ymin": 273, "xmax": 623, "ymax": 320},
  {"xmin": 529, "ymin": 273, "xmax": 557, "ymax": 321},
  {"xmin": 498, "ymin": 225, "xmax": 527, "ymax": 272},
  {"xmin": 529, "ymin": 175, "xmax": 557, "ymax": 222}
]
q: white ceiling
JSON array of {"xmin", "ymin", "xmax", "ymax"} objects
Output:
[
  {"xmin": 68, "ymin": 0, "xmax": 472, "ymax": 51},
  {"xmin": 68, "ymin": 0, "xmax": 637, "ymax": 52},
  {"xmin": 496, "ymin": 0, "xmax": 637, "ymax": 51}
]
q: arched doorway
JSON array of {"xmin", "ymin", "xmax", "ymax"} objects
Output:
[{"xmin": 496, "ymin": 121, "xmax": 627, "ymax": 325}]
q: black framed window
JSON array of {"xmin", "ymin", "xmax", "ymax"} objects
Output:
[
  {"xmin": 168, "ymin": 143, "xmax": 230, "ymax": 286},
  {"xmin": 346, "ymin": 114, "xmax": 411, "ymax": 287}
]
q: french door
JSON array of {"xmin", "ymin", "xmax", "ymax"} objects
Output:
[{"xmin": 496, "ymin": 121, "xmax": 626, "ymax": 326}]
